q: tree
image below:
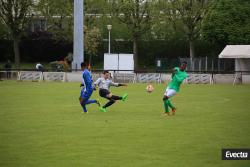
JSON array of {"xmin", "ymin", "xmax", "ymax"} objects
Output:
[
  {"xmin": 35, "ymin": 0, "xmax": 73, "ymax": 41},
  {"xmin": 85, "ymin": 0, "xmax": 108, "ymax": 15},
  {"xmin": 149, "ymin": 0, "xmax": 186, "ymax": 41},
  {"xmin": 84, "ymin": 26, "xmax": 102, "ymax": 66},
  {"xmin": 0, "ymin": 0, "xmax": 32, "ymax": 68},
  {"xmin": 111, "ymin": 0, "xmax": 152, "ymax": 70},
  {"xmin": 202, "ymin": 0, "xmax": 250, "ymax": 45},
  {"xmin": 0, "ymin": 21, "xmax": 8, "ymax": 39},
  {"xmin": 163, "ymin": 0, "xmax": 210, "ymax": 59}
]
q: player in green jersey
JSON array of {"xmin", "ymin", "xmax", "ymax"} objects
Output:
[{"xmin": 163, "ymin": 61, "xmax": 188, "ymax": 116}]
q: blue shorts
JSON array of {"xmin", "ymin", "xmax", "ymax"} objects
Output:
[{"xmin": 80, "ymin": 89, "xmax": 93, "ymax": 101}]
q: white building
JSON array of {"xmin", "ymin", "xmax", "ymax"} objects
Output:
[{"xmin": 219, "ymin": 45, "xmax": 250, "ymax": 72}]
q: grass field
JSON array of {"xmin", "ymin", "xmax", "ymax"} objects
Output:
[{"xmin": 0, "ymin": 81, "xmax": 249, "ymax": 167}]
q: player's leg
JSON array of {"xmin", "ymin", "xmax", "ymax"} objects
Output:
[
  {"xmin": 163, "ymin": 89, "xmax": 177, "ymax": 115},
  {"xmin": 79, "ymin": 97, "xmax": 88, "ymax": 113},
  {"xmin": 121, "ymin": 93, "xmax": 128, "ymax": 101},
  {"xmin": 166, "ymin": 89, "xmax": 176, "ymax": 110},
  {"xmin": 84, "ymin": 90, "xmax": 100, "ymax": 106},
  {"xmin": 163, "ymin": 87, "xmax": 170, "ymax": 116},
  {"xmin": 163, "ymin": 96, "xmax": 170, "ymax": 115},
  {"xmin": 80, "ymin": 98, "xmax": 98, "ymax": 113},
  {"xmin": 79, "ymin": 89, "xmax": 98, "ymax": 113},
  {"xmin": 99, "ymin": 89, "xmax": 111, "ymax": 112},
  {"xmin": 79, "ymin": 89, "xmax": 88, "ymax": 112},
  {"xmin": 108, "ymin": 92, "xmax": 128, "ymax": 102},
  {"xmin": 166, "ymin": 99, "xmax": 175, "ymax": 109},
  {"xmin": 103, "ymin": 97, "xmax": 116, "ymax": 108},
  {"xmin": 110, "ymin": 94, "xmax": 128, "ymax": 101},
  {"xmin": 110, "ymin": 95, "xmax": 122, "ymax": 100},
  {"xmin": 166, "ymin": 99, "xmax": 176, "ymax": 115},
  {"xmin": 101, "ymin": 93, "xmax": 116, "ymax": 112},
  {"xmin": 82, "ymin": 104, "xmax": 87, "ymax": 113}
]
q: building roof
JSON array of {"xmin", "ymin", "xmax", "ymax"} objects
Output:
[{"xmin": 219, "ymin": 45, "xmax": 250, "ymax": 58}]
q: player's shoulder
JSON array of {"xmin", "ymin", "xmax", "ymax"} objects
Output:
[
  {"xmin": 83, "ymin": 69, "xmax": 91, "ymax": 75},
  {"xmin": 98, "ymin": 77, "xmax": 105, "ymax": 82},
  {"xmin": 174, "ymin": 67, "xmax": 180, "ymax": 71},
  {"xmin": 107, "ymin": 79, "xmax": 113, "ymax": 84}
]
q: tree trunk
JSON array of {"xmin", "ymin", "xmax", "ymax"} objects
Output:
[
  {"xmin": 189, "ymin": 40, "xmax": 195, "ymax": 70},
  {"xmin": 13, "ymin": 37, "xmax": 20, "ymax": 69},
  {"xmin": 88, "ymin": 54, "xmax": 92, "ymax": 69},
  {"xmin": 133, "ymin": 38, "xmax": 138, "ymax": 70},
  {"xmin": 189, "ymin": 40, "xmax": 195, "ymax": 59}
]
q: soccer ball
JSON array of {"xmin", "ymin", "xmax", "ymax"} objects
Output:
[{"xmin": 146, "ymin": 84, "xmax": 154, "ymax": 93}]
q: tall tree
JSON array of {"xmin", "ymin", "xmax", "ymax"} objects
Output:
[
  {"xmin": 35, "ymin": 0, "xmax": 73, "ymax": 41},
  {"xmin": 202, "ymin": 0, "xmax": 250, "ymax": 45},
  {"xmin": 111, "ymin": 0, "xmax": 152, "ymax": 70},
  {"xmin": 164, "ymin": 0, "xmax": 210, "ymax": 60},
  {"xmin": 0, "ymin": 0, "xmax": 32, "ymax": 68},
  {"xmin": 0, "ymin": 21, "xmax": 8, "ymax": 39},
  {"xmin": 84, "ymin": 26, "xmax": 102, "ymax": 66}
]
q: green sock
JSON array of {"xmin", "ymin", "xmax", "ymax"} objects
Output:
[
  {"xmin": 164, "ymin": 100, "xmax": 169, "ymax": 113},
  {"xmin": 166, "ymin": 99, "xmax": 175, "ymax": 109}
]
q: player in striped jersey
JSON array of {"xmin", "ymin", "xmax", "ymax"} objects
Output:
[{"xmin": 94, "ymin": 71, "xmax": 128, "ymax": 112}]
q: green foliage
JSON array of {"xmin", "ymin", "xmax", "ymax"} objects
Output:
[
  {"xmin": 96, "ymin": 17, "xmax": 132, "ymax": 42},
  {"xmin": 202, "ymin": 0, "xmax": 250, "ymax": 45},
  {"xmin": 111, "ymin": 0, "xmax": 151, "ymax": 39},
  {"xmin": 35, "ymin": 0, "xmax": 73, "ymax": 41},
  {"xmin": 163, "ymin": 0, "xmax": 210, "ymax": 41},
  {"xmin": 0, "ymin": 22, "xmax": 8, "ymax": 39},
  {"xmin": 0, "ymin": 0, "xmax": 33, "ymax": 38},
  {"xmin": 0, "ymin": 0, "xmax": 32, "ymax": 38},
  {"xmin": 158, "ymin": 0, "xmax": 210, "ymax": 58},
  {"xmin": 110, "ymin": 0, "xmax": 153, "ymax": 69},
  {"xmin": 85, "ymin": 0, "xmax": 109, "ymax": 14},
  {"xmin": 0, "ymin": 0, "xmax": 33, "ymax": 68},
  {"xmin": 84, "ymin": 26, "xmax": 102, "ymax": 61}
]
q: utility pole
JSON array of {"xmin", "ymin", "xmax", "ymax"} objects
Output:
[{"xmin": 72, "ymin": 0, "xmax": 84, "ymax": 70}]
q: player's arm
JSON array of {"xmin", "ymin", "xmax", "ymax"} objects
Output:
[
  {"xmin": 93, "ymin": 78, "xmax": 101, "ymax": 89},
  {"xmin": 110, "ymin": 81, "xmax": 127, "ymax": 87},
  {"xmin": 80, "ymin": 73, "xmax": 85, "ymax": 87},
  {"xmin": 118, "ymin": 83, "xmax": 127, "ymax": 86},
  {"xmin": 171, "ymin": 68, "xmax": 178, "ymax": 78}
]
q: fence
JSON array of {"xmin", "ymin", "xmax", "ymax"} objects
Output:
[
  {"xmin": 1, "ymin": 70, "xmax": 250, "ymax": 85},
  {"xmin": 157, "ymin": 57, "xmax": 235, "ymax": 72}
]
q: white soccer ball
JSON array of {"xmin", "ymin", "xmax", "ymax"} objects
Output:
[{"xmin": 146, "ymin": 84, "xmax": 154, "ymax": 93}]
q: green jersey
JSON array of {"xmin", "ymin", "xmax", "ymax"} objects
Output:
[{"xmin": 167, "ymin": 67, "xmax": 188, "ymax": 92}]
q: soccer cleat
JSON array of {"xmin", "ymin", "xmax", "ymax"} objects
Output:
[
  {"xmin": 96, "ymin": 99, "xmax": 101, "ymax": 107},
  {"xmin": 100, "ymin": 107, "xmax": 107, "ymax": 113},
  {"xmin": 172, "ymin": 108, "xmax": 176, "ymax": 115},
  {"xmin": 122, "ymin": 93, "xmax": 128, "ymax": 101}
]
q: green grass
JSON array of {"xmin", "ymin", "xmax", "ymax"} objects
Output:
[{"xmin": 0, "ymin": 81, "xmax": 250, "ymax": 167}]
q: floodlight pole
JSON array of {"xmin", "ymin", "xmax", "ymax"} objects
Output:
[
  {"xmin": 107, "ymin": 25, "xmax": 112, "ymax": 54},
  {"xmin": 72, "ymin": 0, "xmax": 84, "ymax": 71}
]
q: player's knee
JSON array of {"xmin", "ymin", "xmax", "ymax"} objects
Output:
[
  {"xmin": 79, "ymin": 97, "xmax": 85, "ymax": 104},
  {"xmin": 162, "ymin": 96, "xmax": 168, "ymax": 101},
  {"xmin": 107, "ymin": 93, "xmax": 112, "ymax": 98}
]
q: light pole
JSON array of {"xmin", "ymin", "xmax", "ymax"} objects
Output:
[
  {"xmin": 72, "ymin": 0, "xmax": 84, "ymax": 70},
  {"xmin": 107, "ymin": 25, "xmax": 112, "ymax": 54}
]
